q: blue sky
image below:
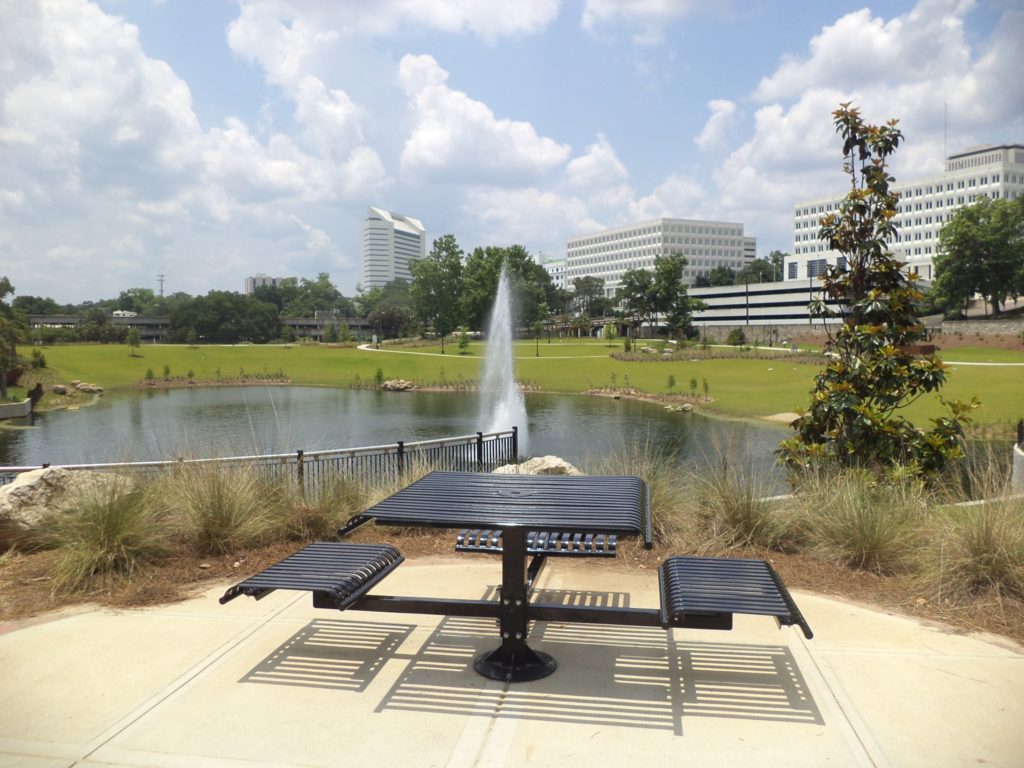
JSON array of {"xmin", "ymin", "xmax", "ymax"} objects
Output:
[{"xmin": 1, "ymin": 0, "xmax": 1021, "ymax": 303}]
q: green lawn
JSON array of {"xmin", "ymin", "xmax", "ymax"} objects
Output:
[{"xmin": 15, "ymin": 341, "xmax": 1024, "ymax": 433}]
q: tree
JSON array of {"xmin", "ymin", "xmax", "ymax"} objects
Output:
[
  {"xmin": 572, "ymin": 276, "xmax": 609, "ymax": 317},
  {"xmin": 410, "ymin": 234, "xmax": 464, "ymax": 353},
  {"xmin": 12, "ymin": 295, "xmax": 61, "ymax": 315},
  {"xmin": 778, "ymin": 103, "xmax": 975, "ymax": 480},
  {"xmin": 127, "ymin": 328, "xmax": 141, "ymax": 356},
  {"xmin": 933, "ymin": 196, "xmax": 1024, "ymax": 317},
  {"xmin": 0, "ymin": 277, "xmax": 26, "ymax": 400},
  {"xmin": 706, "ymin": 265, "xmax": 736, "ymax": 286},
  {"xmin": 169, "ymin": 291, "xmax": 280, "ymax": 344},
  {"xmin": 461, "ymin": 245, "xmax": 553, "ymax": 330},
  {"xmin": 360, "ymin": 279, "xmax": 414, "ymax": 339},
  {"xmin": 735, "ymin": 258, "xmax": 776, "ymax": 284},
  {"xmin": 653, "ymin": 252, "xmax": 704, "ymax": 339},
  {"xmin": 117, "ymin": 288, "xmax": 156, "ymax": 315},
  {"xmin": 616, "ymin": 268, "xmax": 657, "ymax": 338}
]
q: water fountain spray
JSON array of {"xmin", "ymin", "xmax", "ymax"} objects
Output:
[{"xmin": 479, "ymin": 262, "xmax": 529, "ymax": 457}]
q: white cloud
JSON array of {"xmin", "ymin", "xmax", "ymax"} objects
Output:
[
  {"xmin": 231, "ymin": 1, "xmax": 560, "ymax": 46},
  {"xmin": 581, "ymin": 0, "xmax": 717, "ymax": 44},
  {"xmin": 566, "ymin": 134, "xmax": 629, "ymax": 188},
  {"xmin": 463, "ymin": 187, "xmax": 597, "ymax": 252},
  {"xmin": 398, "ymin": 54, "xmax": 571, "ymax": 184},
  {"xmin": 629, "ymin": 173, "xmax": 707, "ymax": 221},
  {"xmin": 695, "ymin": 99, "xmax": 738, "ymax": 151},
  {"xmin": 754, "ymin": 0, "xmax": 973, "ymax": 103}
]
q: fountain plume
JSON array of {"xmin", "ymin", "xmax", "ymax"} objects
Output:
[{"xmin": 479, "ymin": 263, "xmax": 529, "ymax": 456}]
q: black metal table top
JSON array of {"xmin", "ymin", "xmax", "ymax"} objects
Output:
[{"xmin": 363, "ymin": 471, "xmax": 648, "ymax": 535}]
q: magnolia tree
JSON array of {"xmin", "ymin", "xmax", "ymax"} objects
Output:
[{"xmin": 778, "ymin": 104, "xmax": 977, "ymax": 480}]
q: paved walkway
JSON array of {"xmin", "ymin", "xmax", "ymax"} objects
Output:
[{"xmin": 2, "ymin": 557, "xmax": 1022, "ymax": 767}]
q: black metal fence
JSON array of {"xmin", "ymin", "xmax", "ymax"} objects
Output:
[{"xmin": 0, "ymin": 428, "xmax": 520, "ymax": 493}]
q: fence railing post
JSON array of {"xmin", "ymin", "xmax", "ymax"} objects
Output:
[
  {"xmin": 476, "ymin": 432, "xmax": 484, "ymax": 471},
  {"xmin": 512, "ymin": 426, "xmax": 519, "ymax": 462},
  {"xmin": 397, "ymin": 440, "xmax": 405, "ymax": 477},
  {"xmin": 296, "ymin": 449, "xmax": 304, "ymax": 490}
]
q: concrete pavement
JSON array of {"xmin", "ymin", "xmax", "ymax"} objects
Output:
[{"xmin": 1, "ymin": 557, "xmax": 1022, "ymax": 768}]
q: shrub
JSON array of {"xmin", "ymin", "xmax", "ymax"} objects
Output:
[
  {"xmin": 726, "ymin": 328, "xmax": 746, "ymax": 346},
  {"xmin": 48, "ymin": 478, "xmax": 168, "ymax": 593},
  {"xmin": 30, "ymin": 348, "xmax": 46, "ymax": 369}
]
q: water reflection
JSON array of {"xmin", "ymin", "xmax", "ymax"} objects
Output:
[{"xmin": 0, "ymin": 387, "xmax": 788, "ymax": 488}]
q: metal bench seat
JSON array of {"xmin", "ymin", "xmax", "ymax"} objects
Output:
[
  {"xmin": 219, "ymin": 542, "xmax": 404, "ymax": 610},
  {"xmin": 659, "ymin": 556, "xmax": 813, "ymax": 639},
  {"xmin": 455, "ymin": 529, "xmax": 618, "ymax": 557}
]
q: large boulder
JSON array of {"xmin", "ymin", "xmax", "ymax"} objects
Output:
[
  {"xmin": 0, "ymin": 467, "xmax": 129, "ymax": 548},
  {"xmin": 492, "ymin": 455, "xmax": 584, "ymax": 476}
]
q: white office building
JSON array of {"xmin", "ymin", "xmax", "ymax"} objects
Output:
[
  {"xmin": 789, "ymin": 143, "xmax": 1024, "ymax": 283},
  {"xmin": 360, "ymin": 207, "xmax": 427, "ymax": 290},
  {"xmin": 566, "ymin": 217, "xmax": 754, "ymax": 298},
  {"xmin": 540, "ymin": 257, "xmax": 568, "ymax": 291}
]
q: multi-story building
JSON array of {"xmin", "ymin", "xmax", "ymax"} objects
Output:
[
  {"xmin": 566, "ymin": 217, "xmax": 754, "ymax": 298},
  {"xmin": 244, "ymin": 274, "xmax": 291, "ymax": 295},
  {"xmin": 360, "ymin": 207, "xmax": 426, "ymax": 290},
  {"xmin": 789, "ymin": 143, "xmax": 1024, "ymax": 282},
  {"xmin": 539, "ymin": 257, "xmax": 567, "ymax": 291}
]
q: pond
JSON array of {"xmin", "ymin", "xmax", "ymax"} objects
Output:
[{"xmin": 0, "ymin": 387, "xmax": 789, "ymax": 487}]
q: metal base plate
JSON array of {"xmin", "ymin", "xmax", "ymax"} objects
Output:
[{"xmin": 474, "ymin": 645, "xmax": 557, "ymax": 682}]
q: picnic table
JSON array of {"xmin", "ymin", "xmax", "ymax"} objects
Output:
[{"xmin": 222, "ymin": 471, "xmax": 812, "ymax": 683}]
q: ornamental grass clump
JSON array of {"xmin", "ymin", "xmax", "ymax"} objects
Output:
[
  {"xmin": 589, "ymin": 442, "xmax": 700, "ymax": 549},
  {"xmin": 696, "ymin": 467, "xmax": 797, "ymax": 552},
  {"xmin": 926, "ymin": 498, "xmax": 1024, "ymax": 601},
  {"xmin": 166, "ymin": 464, "xmax": 277, "ymax": 554},
  {"xmin": 796, "ymin": 471, "xmax": 927, "ymax": 574},
  {"xmin": 49, "ymin": 477, "xmax": 169, "ymax": 593},
  {"xmin": 277, "ymin": 474, "xmax": 369, "ymax": 541}
]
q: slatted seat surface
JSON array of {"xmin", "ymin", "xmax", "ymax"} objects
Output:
[
  {"xmin": 455, "ymin": 529, "xmax": 618, "ymax": 557},
  {"xmin": 366, "ymin": 472, "xmax": 652, "ymax": 545},
  {"xmin": 660, "ymin": 556, "xmax": 813, "ymax": 638},
  {"xmin": 219, "ymin": 542, "xmax": 404, "ymax": 609}
]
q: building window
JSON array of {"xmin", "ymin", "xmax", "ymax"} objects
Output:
[
  {"xmin": 807, "ymin": 259, "xmax": 828, "ymax": 278},
  {"xmin": 787, "ymin": 262, "xmax": 798, "ymax": 280}
]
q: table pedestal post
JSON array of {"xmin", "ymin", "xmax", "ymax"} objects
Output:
[{"xmin": 473, "ymin": 528, "xmax": 556, "ymax": 682}]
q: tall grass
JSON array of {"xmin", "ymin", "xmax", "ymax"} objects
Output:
[
  {"xmin": 696, "ymin": 467, "xmax": 797, "ymax": 551},
  {"xmin": 161, "ymin": 464, "xmax": 278, "ymax": 554},
  {"xmin": 587, "ymin": 442, "xmax": 701, "ymax": 548},
  {"xmin": 794, "ymin": 471, "xmax": 928, "ymax": 574},
  {"xmin": 276, "ymin": 474, "xmax": 369, "ymax": 541},
  {"xmin": 926, "ymin": 498, "xmax": 1024, "ymax": 601},
  {"xmin": 47, "ymin": 477, "xmax": 169, "ymax": 592}
]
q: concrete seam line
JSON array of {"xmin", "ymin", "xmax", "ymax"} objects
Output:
[
  {"xmin": 795, "ymin": 638, "xmax": 890, "ymax": 768},
  {"xmin": 75, "ymin": 590, "xmax": 306, "ymax": 763}
]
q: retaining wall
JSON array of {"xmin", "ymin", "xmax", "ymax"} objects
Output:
[{"xmin": 0, "ymin": 399, "xmax": 31, "ymax": 420}]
